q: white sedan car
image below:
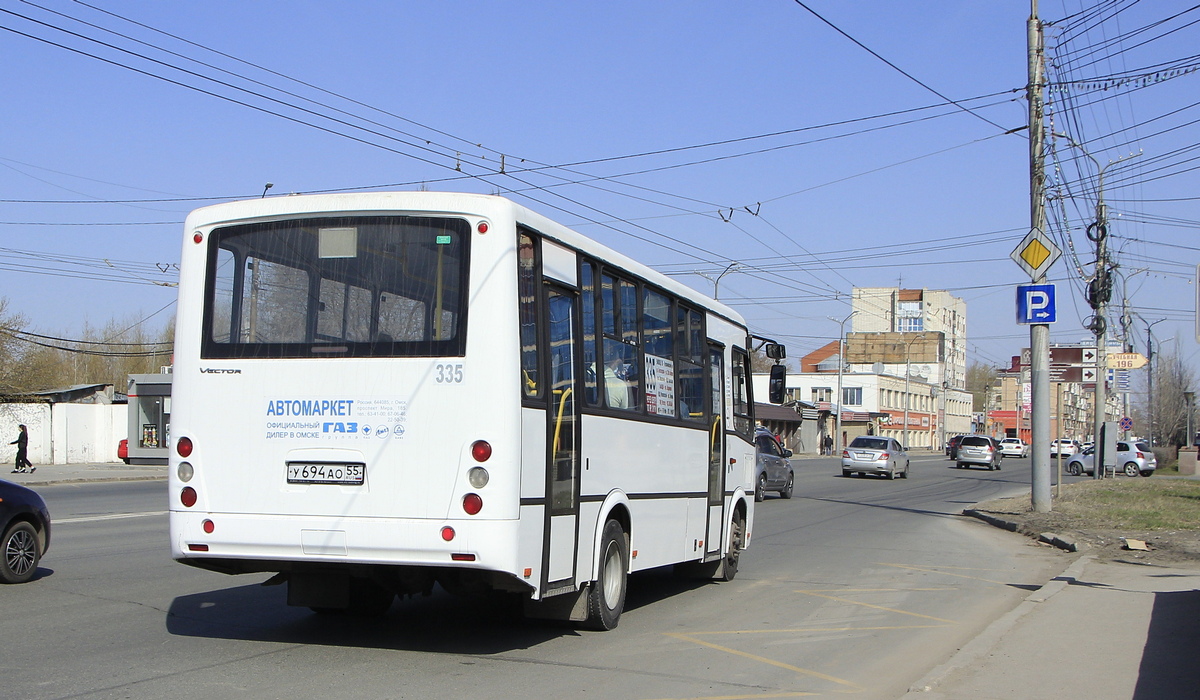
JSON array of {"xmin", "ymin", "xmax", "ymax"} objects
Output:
[{"xmin": 999, "ymin": 438, "xmax": 1029, "ymax": 458}]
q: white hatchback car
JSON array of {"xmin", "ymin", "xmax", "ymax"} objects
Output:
[{"xmin": 999, "ymin": 438, "xmax": 1029, "ymax": 458}]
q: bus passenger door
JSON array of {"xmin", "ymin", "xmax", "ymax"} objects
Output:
[
  {"xmin": 705, "ymin": 345, "xmax": 726, "ymax": 557},
  {"xmin": 544, "ymin": 287, "xmax": 580, "ymax": 587}
]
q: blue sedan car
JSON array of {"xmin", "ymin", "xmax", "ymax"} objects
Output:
[{"xmin": 1, "ymin": 479, "xmax": 51, "ymax": 583}]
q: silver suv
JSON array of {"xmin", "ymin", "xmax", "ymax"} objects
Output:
[
  {"xmin": 755, "ymin": 428, "xmax": 795, "ymax": 501},
  {"xmin": 955, "ymin": 435, "xmax": 1003, "ymax": 470},
  {"xmin": 1066, "ymin": 441, "xmax": 1157, "ymax": 477}
]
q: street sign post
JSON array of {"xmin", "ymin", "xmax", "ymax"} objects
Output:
[{"xmin": 1016, "ymin": 284, "xmax": 1056, "ymax": 324}]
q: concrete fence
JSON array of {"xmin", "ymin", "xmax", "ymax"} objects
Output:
[{"xmin": 0, "ymin": 403, "xmax": 127, "ymax": 466}]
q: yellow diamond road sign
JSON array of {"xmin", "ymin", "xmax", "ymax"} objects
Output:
[{"xmin": 1011, "ymin": 228, "xmax": 1062, "ymax": 279}]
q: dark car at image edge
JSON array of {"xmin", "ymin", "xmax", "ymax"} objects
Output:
[{"xmin": 1, "ymin": 479, "xmax": 51, "ymax": 583}]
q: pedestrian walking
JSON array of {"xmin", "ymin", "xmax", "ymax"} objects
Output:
[{"xmin": 10, "ymin": 424, "xmax": 34, "ymax": 473}]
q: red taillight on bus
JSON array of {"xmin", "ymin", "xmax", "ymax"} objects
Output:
[
  {"xmin": 193, "ymin": 232, "xmax": 203, "ymax": 244},
  {"xmin": 463, "ymin": 493, "xmax": 483, "ymax": 515},
  {"xmin": 477, "ymin": 221, "xmax": 489, "ymax": 234},
  {"xmin": 181, "ymin": 487, "xmax": 197, "ymax": 508},
  {"xmin": 177, "ymin": 437, "xmax": 193, "ymax": 458},
  {"xmin": 471, "ymin": 440, "xmax": 492, "ymax": 462},
  {"xmin": 441, "ymin": 526, "xmax": 455, "ymax": 542},
  {"xmin": 202, "ymin": 519, "xmax": 215, "ymax": 534}
]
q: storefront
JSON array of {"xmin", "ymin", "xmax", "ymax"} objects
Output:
[{"xmin": 126, "ymin": 373, "xmax": 171, "ymax": 465}]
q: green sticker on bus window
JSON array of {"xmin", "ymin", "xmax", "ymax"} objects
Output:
[{"xmin": 436, "ymin": 235, "xmax": 452, "ymax": 245}]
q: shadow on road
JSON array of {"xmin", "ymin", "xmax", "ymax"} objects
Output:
[
  {"xmin": 167, "ymin": 569, "xmax": 710, "ymax": 653},
  {"xmin": 1133, "ymin": 588, "xmax": 1200, "ymax": 698}
]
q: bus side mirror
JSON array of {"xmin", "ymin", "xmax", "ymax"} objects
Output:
[
  {"xmin": 768, "ymin": 364, "xmax": 786, "ymax": 404},
  {"xmin": 765, "ymin": 343, "xmax": 786, "ymax": 360}
]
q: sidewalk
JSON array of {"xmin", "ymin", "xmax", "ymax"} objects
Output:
[
  {"xmin": 3, "ymin": 461, "xmax": 167, "ymax": 487},
  {"xmin": 903, "ymin": 550, "xmax": 1200, "ymax": 699}
]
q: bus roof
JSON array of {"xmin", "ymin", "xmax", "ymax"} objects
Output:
[{"xmin": 184, "ymin": 191, "xmax": 747, "ymax": 328}]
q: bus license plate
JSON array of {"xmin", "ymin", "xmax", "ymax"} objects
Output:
[{"xmin": 286, "ymin": 462, "xmax": 366, "ymax": 485}]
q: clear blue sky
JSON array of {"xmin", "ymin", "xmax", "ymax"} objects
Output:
[{"xmin": 1, "ymin": 1, "xmax": 1196, "ymax": 375}]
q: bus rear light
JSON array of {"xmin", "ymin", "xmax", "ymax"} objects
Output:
[
  {"xmin": 451, "ymin": 553, "xmax": 476, "ymax": 562},
  {"xmin": 187, "ymin": 544, "xmax": 209, "ymax": 552},
  {"xmin": 468, "ymin": 467, "xmax": 489, "ymax": 488},
  {"xmin": 441, "ymin": 526, "xmax": 455, "ymax": 541},
  {"xmin": 477, "ymin": 221, "xmax": 489, "ymax": 234},
  {"xmin": 463, "ymin": 493, "xmax": 483, "ymax": 515},
  {"xmin": 193, "ymin": 232, "xmax": 203, "ymax": 244},
  {"xmin": 471, "ymin": 440, "xmax": 492, "ymax": 462},
  {"xmin": 181, "ymin": 487, "xmax": 197, "ymax": 508},
  {"xmin": 202, "ymin": 519, "xmax": 215, "ymax": 534},
  {"xmin": 177, "ymin": 437, "xmax": 193, "ymax": 458},
  {"xmin": 177, "ymin": 462, "xmax": 194, "ymax": 483}
]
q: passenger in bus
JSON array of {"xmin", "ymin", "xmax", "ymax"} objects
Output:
[{"xmin": 604, "ymin": 351, "xmax": 631, "ymax": 410}]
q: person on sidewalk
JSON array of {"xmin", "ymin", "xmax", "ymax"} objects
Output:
[{"xmin": 10, "ymin": 424, "xmax": 34, "ymax": 473}]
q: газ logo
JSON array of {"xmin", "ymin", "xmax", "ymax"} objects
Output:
[{"xmin": 200, "ymin": 368, "xmax": 242, "ymax": 374}]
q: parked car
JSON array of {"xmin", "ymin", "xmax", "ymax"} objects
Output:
[
  {"xmin": 754, "ymin": 428, "xmax": 795, "ymax": 501},
  {"xmin": 1050, "ymin": 438, "xmax": 1080, "ymax": 459},
  {"xmin": 999, "ymin": 438, "xmax": 1029, "ymax": 458},
  {"xmin": 842, "ymin": 436, "xmax": 909, "ymax": 479},
  {"xmin": 955, "ymin": 435, "xmax": 1003, "ymax": 470},
  {"xmin": 0, "ymin": 479, "xmax": 51, "ymax": 584},
  {"xmin": 1065, "ymin": 441, "xmax": 1157, "ymax": 477},
  {"xmin": 118, "ymin": 438, "xmax": 129, "ymax": 464},
  {"xmin": 945, "ymin": 434, "xmax": 965, "ymax": 459}
]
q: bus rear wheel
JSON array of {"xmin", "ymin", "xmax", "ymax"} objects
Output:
[
  {"xmin": 718, "ymin": 510, "xmax": 745, "ymax": 582},
  {"xmin": 584, "ymin": 519, "xmax": 628, "ymax": 631}
]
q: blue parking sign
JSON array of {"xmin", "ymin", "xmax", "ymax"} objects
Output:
[{"xmin": 1016, "ymin": 284, "xmax": 1056, "ymax": 324}]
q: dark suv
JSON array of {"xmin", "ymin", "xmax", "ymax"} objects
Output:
[
  {"xmin": 945, "ymin": 434, "xmax": 965, "ymax": 459},
  {"xmin": 955, "ymin": 435, "xmax": 1003, "ymax": 470},
  {"xmin": 754, "ymin": 428, "xmax": 795, "ymax": 501}
]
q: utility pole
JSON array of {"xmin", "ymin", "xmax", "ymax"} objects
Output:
[
  {"xmin": 1051, "ymin": 134, "xmax": 1137, "ymax": 478},
  {"xmin": 1027, "ymin": 1, "xmax": 1052, "ymax": 511},
  {"xmin": 830, "ymin": 312, "xmax": 856, "ymax": 453},
  {"xmin": 1146, "ymin": 318, "xmax": 1165, "ymax": 446}
]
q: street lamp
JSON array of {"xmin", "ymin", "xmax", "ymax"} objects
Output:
[
  {"xmin": 829, "ymin": 311, "xmax": 856, "ymax": 452},
  {"xmin": 697, "ymin": 262, "xmax": 741, "ymax": 301},
  {"xmin": 903, "ymin": 333, "xmax": 927, "ymax": 449}
]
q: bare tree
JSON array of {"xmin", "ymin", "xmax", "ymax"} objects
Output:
[
  {"xmin": 1142, "ymin": 346, "xmax": 1196, "ymax": 447},
  {"xmin": 966, "ymin": 362, "xmax": 997, "ymax": 412}
]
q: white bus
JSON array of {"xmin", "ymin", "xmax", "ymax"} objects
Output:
[{"xmin": 169, "ymin": 192, "xmax": 785, "ymax": 629}]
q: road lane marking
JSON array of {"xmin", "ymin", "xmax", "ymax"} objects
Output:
[
  {"xmin": 794, "ymin": 590, "xmax": 956, "ymax": 623},
  {"xmin": 56, "ymin": 511, "xmax": 167, "ymax": 524},
  {"xmin": 664, "ymin": 632, "xmax": 863, "ymax": 694},
  {"xmin": 690, "ymin": 624, "xmax": 951, "ymax": 636},
  {"xmin": 878, "ymin": 562, "xmax": 1013, "ymax": 585}
]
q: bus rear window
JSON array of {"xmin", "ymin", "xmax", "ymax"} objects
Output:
[{"xmin": 203, "ymin": 215, "xmax": 469, "ymax": 358}]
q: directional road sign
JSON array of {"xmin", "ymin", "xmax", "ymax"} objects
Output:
[
  {"xmin": 1107, "ymin": 352, "xmax": 1148, "ymax": 369},
  {"xmin": 1016, "ymin": 284, "xmax": 1056, "ymax": 324}
]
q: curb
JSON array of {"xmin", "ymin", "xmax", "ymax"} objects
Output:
[
  {"xmin": 900, "ymin": 554, "xmax": 1092, "ymax": 698},
  {"xmin": 962, "ymin": 508, "xmax": 1081, "ymax": 552},
  {"xmin": 17, "ymin": 475, "xmax": 167, "ymax": 487}
]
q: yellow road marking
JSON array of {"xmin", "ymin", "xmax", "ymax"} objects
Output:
[
  {"xmin": 878, "ymin": 562, "xmax": 1012, "ymax": 585},
  {"xmin": 689, "ymin": 624, "xmax": 950, "ymax": 636},
  {"xmin": 665, "ymin": 633, "xmax": 864, "ymax": 693},
  {"xmin": 794, "ymin": 591, "xmax": 956, "ymax": 623},
  {"xmin": 645, "ymin": 692, "xmax": 819, "ymax": 699}
]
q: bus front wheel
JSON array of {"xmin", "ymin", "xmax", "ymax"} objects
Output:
[
  {"xmin": 718, "ymin": 510, "xmax": 745, "ymax": 581},
  {"xmin": 584, "ymin": 519, "xmax": 628, "ymax": 631}
]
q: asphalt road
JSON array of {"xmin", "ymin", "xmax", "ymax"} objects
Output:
[{"xmin": 2, "ymin": 453, "xmax": 1069, "ymax": 700}]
